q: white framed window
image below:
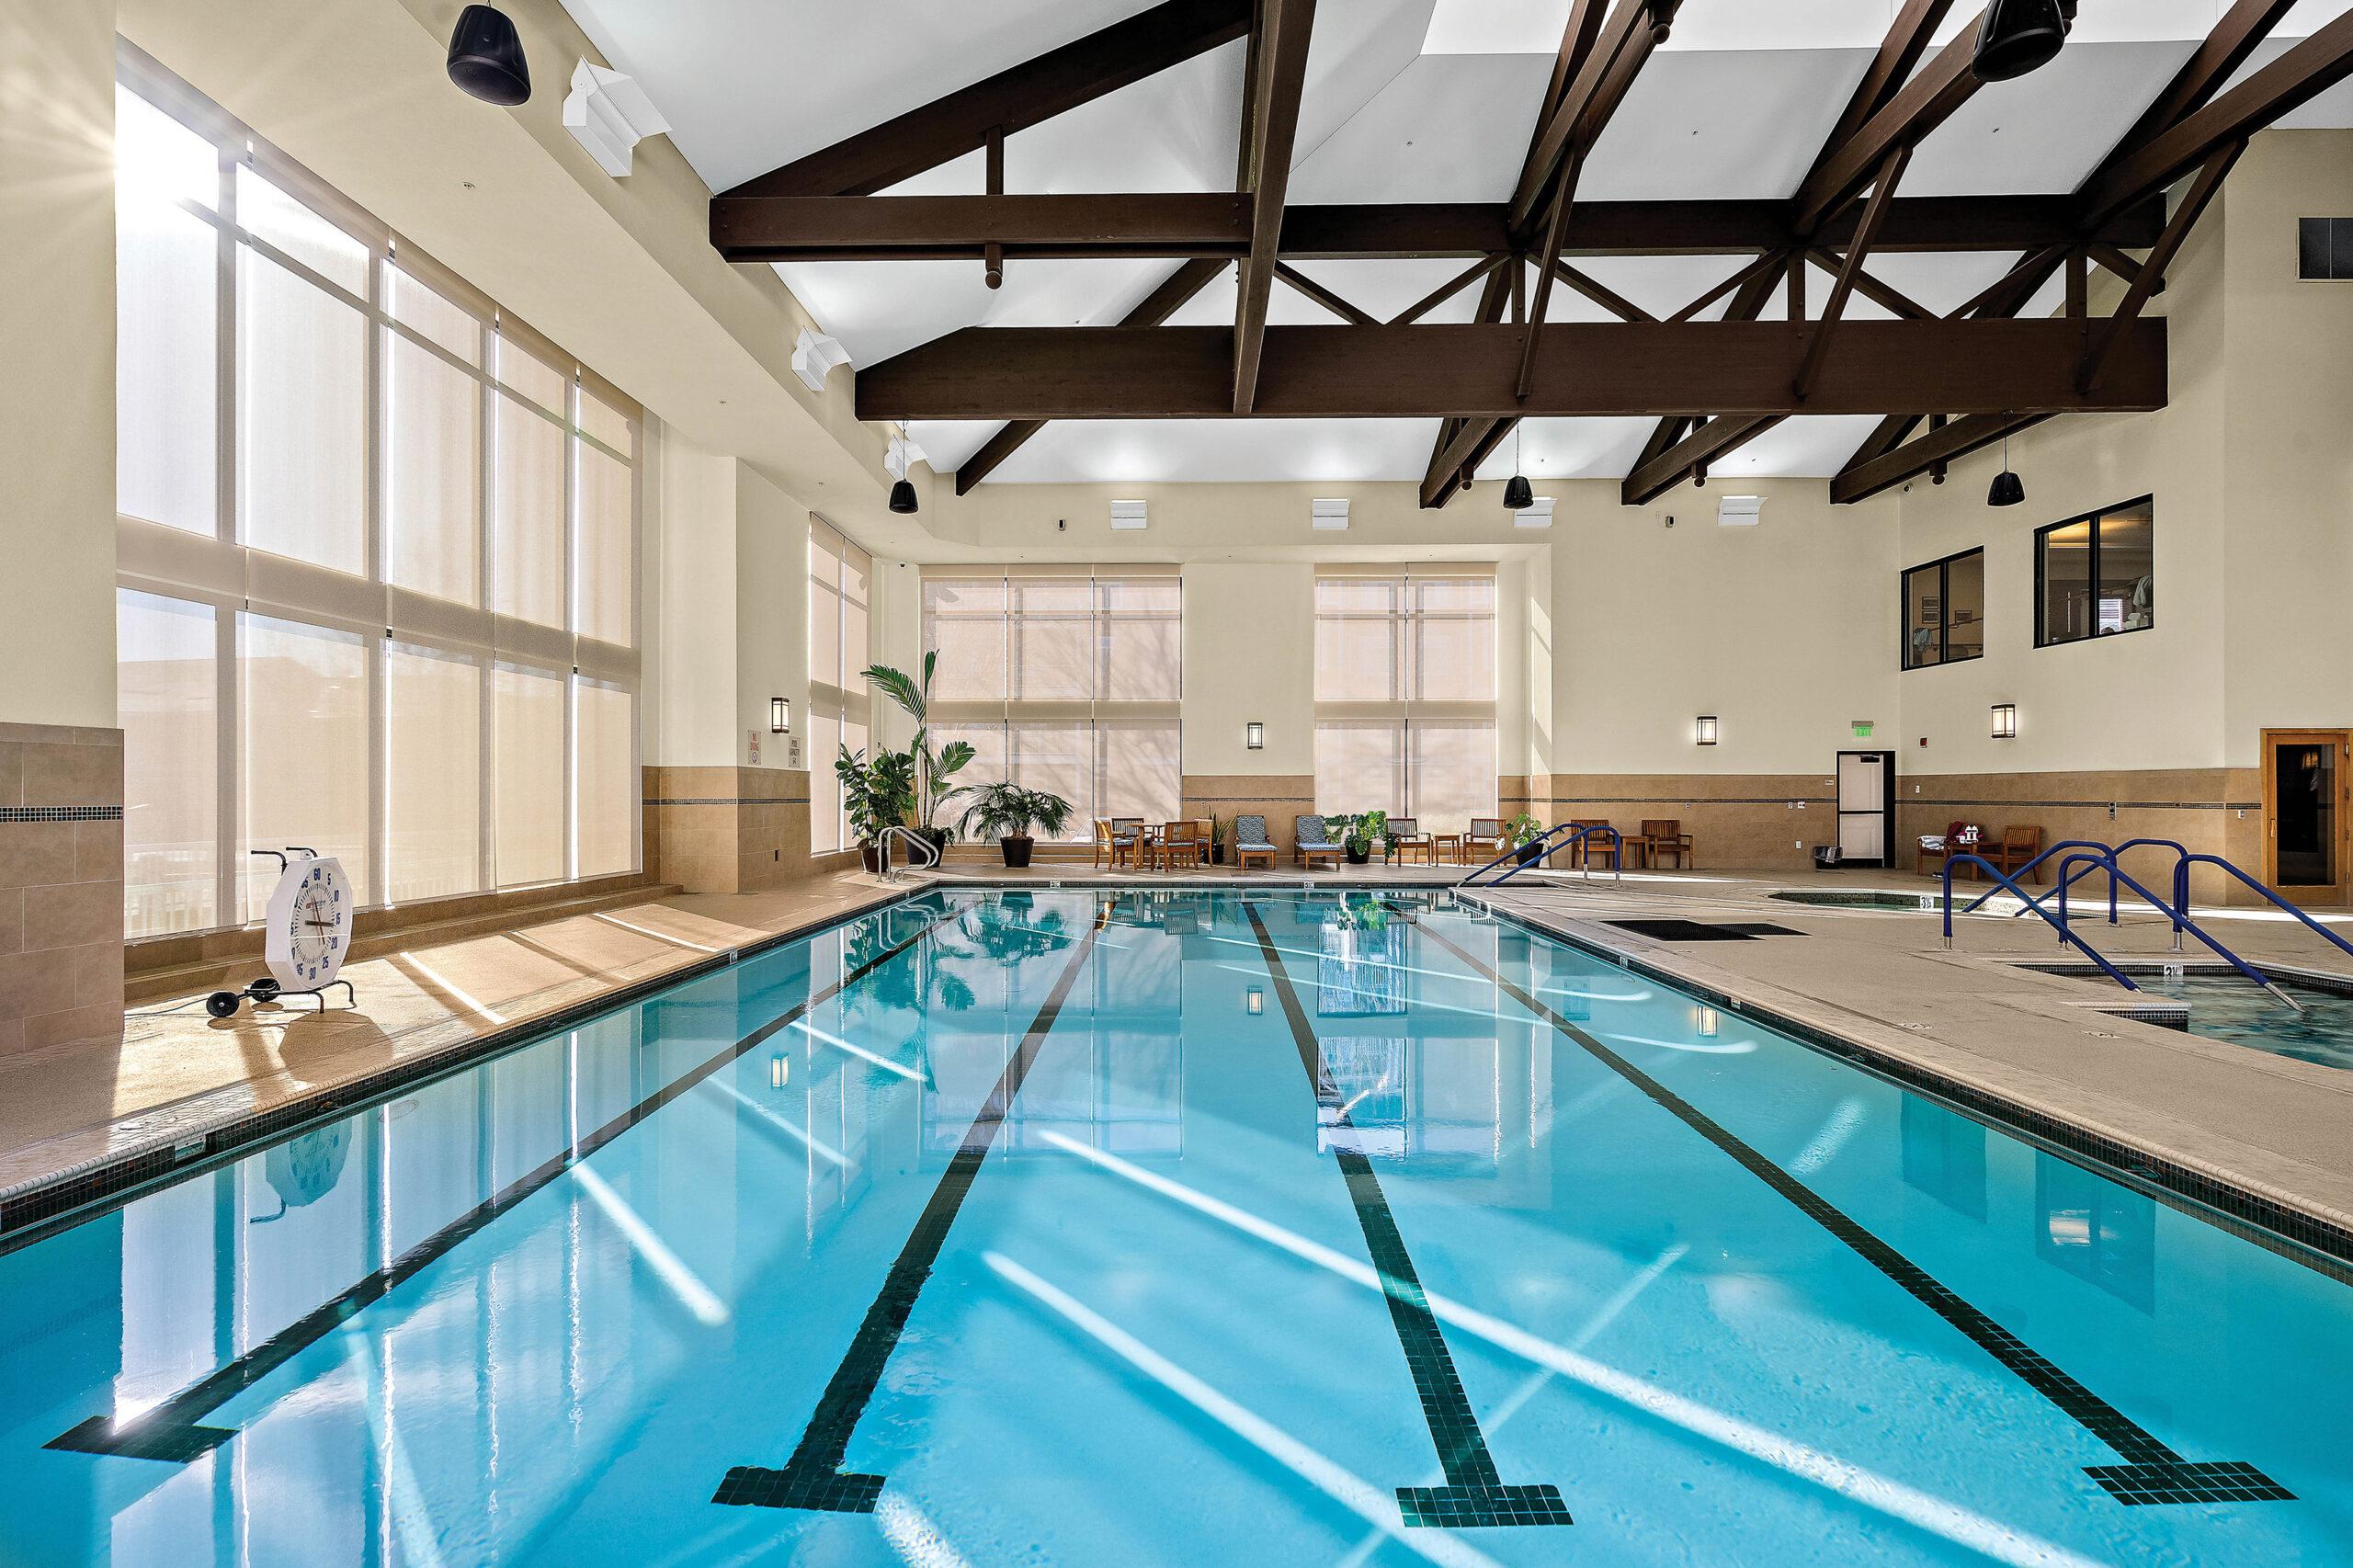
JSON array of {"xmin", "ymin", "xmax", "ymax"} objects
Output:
[
  {"xmin": 808, "ymin": 517, "xmax": 871, "ymax": 855},
  {"xmin": 113, "ymin": 47, "xmax": 641, "ymax": 938},
  {"xmin": 920, "ymin": 567, "xmax": 1182, "ymax": 839},
  {"xmin": 1313, "ymin": 569, "xmax": 1496, "ymax": 832}
]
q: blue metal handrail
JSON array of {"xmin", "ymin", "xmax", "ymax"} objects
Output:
[
  {"xmin": 1965, "ymin": 836, "xmax": 2193, "ymax": 949},
  {"xmin": 1942, "ymin": 854, "xmax": 2142, "ymax": 992},
  {"xmin": 2052, "ymin": 851, "xmax": 2291, "ymax": 1006},
  {"xmin": 2175, "ymin": 852, "xmax": 2353, "ymax": 975},
  {"xmin": 1462, "ymin": 823, "xmax": 1623, "ymax": 887}
]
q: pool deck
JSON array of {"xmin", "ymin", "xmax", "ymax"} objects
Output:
[
  {"xmin": 1466, "ymin": 868, "xmax": 2353, "ymax": 1257},
  {"xmin": 8, "ymin": 860, "xmax": 2353, "ymax": 1261}
]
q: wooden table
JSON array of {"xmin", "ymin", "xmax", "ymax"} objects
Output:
[{"xmin": 1430, "ymin": 832, "xmax": 1464, "ymax": 866}]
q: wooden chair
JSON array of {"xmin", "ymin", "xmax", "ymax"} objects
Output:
[
  {"xmin": 1384, "ymin": 816, "xmax": 1432, "ymax": 865},
  {"xmin": 1984, "ymin": 824, "xmax": 2044, "ymax": 882},
  {"xmin": 1152, "ymin": 819, "xmax": 1199, "ymax": 871},
  {"xmin": 1464, "ymin": 818, "xmax": 1505, "ymax": 863},
  {"xmin": 1638, "ymin": 818, "xmax": 1694, "ymax": 869},
  {"xmin": 1233, "ymin": 815, "xmax": 1278, "ymax": 873},
  {"xmin": 1191, "ymin": 818, "xmax": 1214, "ymax": 868},
  {"xmin": 1567, "ymin": 818, "xmax": 1620, "ymax": 869},
  {"xmin": 1094, "ymin": 819, "xmax": 1138, "ymax": 870},
  {"xmin": 1294, "ymin": 814, "xmax": 1342, "ymax": 869}
]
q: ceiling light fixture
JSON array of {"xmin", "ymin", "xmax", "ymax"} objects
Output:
[
  {"xmin": 791, "ymin": 328, "xmax": 852, "ymax": 392},
  {"xmin": 1988, "ymin": 422, "xmax": 2025, "ymax": 507},
  {"xmin": 563, "ymin": 60, "xmax": 668, "ymax": 176},
  {"xmin": 447, "ymin": 5, "xmax": 531, "ymax": 107},
  {"xmin": 1973, "ymin": 0, "xmax": 2075, "ymax": 84},
  {"xmin": 1503, "ymin": 424, "xmax": 1533, "ymax": 512}
]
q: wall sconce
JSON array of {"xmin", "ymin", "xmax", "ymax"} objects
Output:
[
  {"xmin": 1696, "ymin": 1006, "xmax": 1721, "ymax": 1039},
  {"xmin": 1695, "ymin": 715, "xmax": 1720, "ymax": 746},
  {"xmin": 769, "ymin": 1053, "xmax": 790, "ymax": 1089},
  {"xmin": 1245, "ymin": 988, "xmax": 1265, "ymax": 1016},
  {"xmin": 1245, "ymin": 721, "xmax": 1265, "ymax": 751},
  {"xmin": 770, "ymin": 697, "xmax": 790, "ymax": 734},
  {"xmin": 1990, "ymin": 703, "xmax": 2018, "ymax": 740}
]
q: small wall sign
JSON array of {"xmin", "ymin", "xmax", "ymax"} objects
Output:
[{"xmin": 1850, "ymin": 721, "xmax": 1874, "ymax": 738}]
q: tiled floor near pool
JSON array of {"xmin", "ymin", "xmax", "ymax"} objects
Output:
[{"xmin": 3, "ymin": 888, "xmax": 2347, "ymax": 1564}]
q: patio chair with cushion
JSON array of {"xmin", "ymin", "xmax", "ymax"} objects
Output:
[
  {"xmin": 1294, "ymin": 814, "xmax": 1342, "ymax": 869},
  {"xmin": 1153, "ymin": 819, "xmax": 1200, "ymax": 871},
  {"xmin": 1192, "ymin": 818, "xmax": 1215, "ymax": 867},
  {"xmin": 1233, "ymin": 815, "xmax": 1278, "ymax": 873},
  {"xmin": 1638, "ymin": 819, "xmax": 1695, "ymax": 869},
  {"xmin": 1094, "ymin": 819, "xmax": 1137, "ymax": 869},
  {"xmin": 1384, "ymin": 816, "xmax": 1432, "ymax": 865}
]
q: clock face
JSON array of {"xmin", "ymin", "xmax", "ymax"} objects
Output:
[{"xmin": 263, "ymin": 855, "xmax": 353, "ymax": 994}]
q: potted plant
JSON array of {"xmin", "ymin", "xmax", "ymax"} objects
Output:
[
  {"xmin": 1210, "ymin": 815, "xmax": 1229, "ymax": 865},
  {"xmin": 956, "ymin": 781, "xmax": 1074, "ymax": 869},
  {"xmin": 837, "ymin": 744, "xmax": 916, "ymax": 873},
  {"xmin": 1326, "ymin": 810, "xmax": 1387, "ymax": 866},
  {"xmin": 1505, "ymin": 812, "xmax": 1548, "ymax": 867},
  {"xmin": 863, "ymin": 653, "xmax": 975, "ymax": 859}
]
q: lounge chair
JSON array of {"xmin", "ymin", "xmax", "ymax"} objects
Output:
[
  {"xmin": 1383, "ymin": 815, "xmax": 1433, "ymax": 866},
  {"xmin": 1233, "ymin": 814, "xmax": 1277, "ymax": 873},
  {"xmin": 1294, "ymin": 814, "xmax": 1342, "ymax": 869}
]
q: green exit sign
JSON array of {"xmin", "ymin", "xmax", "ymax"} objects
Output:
[{"xmin": 1851, "ymin": 721, "xmax": 1875, "ymax": 738}]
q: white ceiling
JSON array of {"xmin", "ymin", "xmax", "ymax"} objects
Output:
[{"xmin": 563, "ymin": 0, "xmax": 2353, "ymax": 485}]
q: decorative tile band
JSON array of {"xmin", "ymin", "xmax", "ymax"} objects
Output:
[
  {"xmin": 1904, "ymin": 799, "xmax": 2259, "ymax": 812},
  {"xmin": 1517, "ymin": 796, "xmax": 1837, "ymax": 807},
  {"xmin": 0, "ymin": 806, "xmax": 124, "ymax": 822},
  {"xmin": 645, "ymin": 797, "xmax": 813, "ymax": 807}
]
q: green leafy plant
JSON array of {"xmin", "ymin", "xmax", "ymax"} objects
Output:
[
  {"xmin": 863, "ymin": 653, "xmax": 976, "ymax": 840},
  {"xmin": 1324, "ymin": 810, "xmax": 1388, "ymax": 856},
  {"xmin": 1504, "ymin": 812, "xmax": 1546, "ymax": 849},
  {"xmin": 836, "ymin": 744, "xmax": 916, "ymax": 846},
  {"xmin": 956, "ymin": 781, "xmax": 1074, "ymax": 843}
]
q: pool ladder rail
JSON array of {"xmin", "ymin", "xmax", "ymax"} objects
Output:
[
  {"xmin": 1940, "ymin": 839, "xmax": 2353, "ymax": 1011},
  {"xmin": 876, "ymin": 824, "xmax": 941, "ymax": 882},
  {"xmin": 1461, "ymin": 823, "xmax": 1623, "ymax": 888}
]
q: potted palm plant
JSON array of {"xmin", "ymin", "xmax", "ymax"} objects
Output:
[
  {"xmin": 956, "ymin": 782, "xmax": 1074, "ymax": 869},
  {"xmin": 863, "ymin": 653, "xmax": 975, "ymax": 859},
  {"xmin": 1506, "ymin": 812, "xmax": 1548, "ymax": 867},
  {"xmin": 1326, "ymin": 810, "xmax": 1387, "ymax": 866}
]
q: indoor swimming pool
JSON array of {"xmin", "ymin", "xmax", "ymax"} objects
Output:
[{"xmin": 0, "ymin": 888, "xmax": 2346, "ymax": 1565}]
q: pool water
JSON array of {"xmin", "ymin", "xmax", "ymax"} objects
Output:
[
  {"xmin": 2137, "ymin": 971, "xmax": 2353, "ymax": 1072},
  {"xmin": 1, "ymin": 889, "xmax": 2347, "ymax": 1565}
]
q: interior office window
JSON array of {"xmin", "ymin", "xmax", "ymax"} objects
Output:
[
  {"xmin": 2038, "ymin": 498, "xmax": 2154, "ymax": 647},
  {"xmin": 920, "ymin": 569, "xmax": 1182, "ymax": 839},
  {"xmin": 1901, "ymin": 549, "xmax": 1985, "ymax": 669},
  {"xmin": 119, "ymin": 592, "xmax": 219, "ymax": 937},
  {"xmin": 809, "ymin": 518, "xmax": 872, "ymax": 855},
  {"xmin": 113, "ymin": 52, "xmax": 642, "ymax": 937},
  {"xmin": 1313, "ymin": 571, "xmax": 1497, "ymax": 831}
]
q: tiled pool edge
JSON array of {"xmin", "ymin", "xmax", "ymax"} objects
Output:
[
  {"xmin": 1455, "ymin": 889, "xmax": 2353, "ymax": 1283},
  {"xmin": 0, "ymin": 884, "xmax": 926, "ymax": 1253}
]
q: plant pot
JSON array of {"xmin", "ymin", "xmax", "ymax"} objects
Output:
[
  {"xmin": 860, "ymin": 843, "xmax": 882, "ymax": 874},
  {"xmin": 917, "ymin": 828, "xmax": 949, "ymax": 861},
  {"xmin": 1345, "ymin": 844, "xmax": 1370, "ymax": 866},
  {"xmin": 1516, "ymin": 843, "xmax": 1545, "ymax": 867},
  {"xmin": 1001, "ymin": 835, "xmax": 1034, "ymax": 869}
]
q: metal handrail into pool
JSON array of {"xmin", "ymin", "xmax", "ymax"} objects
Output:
[
  {"xmin": 1942, "ymin": 853, "xmax": 2143, "ymax": 992},
  {"xmin": 2051, "ymin": 850, "xmax": 2298, "ymax": 1010},
  {"xmin": 2174, "ymin": 851, "xmax": 2353, "ymax": 975},
  {"xmin": 1462, "ymin": 823, "xmax": 1622, "ymax": 888},
  {"xmin": 877, "ymin": 824, "xmax": 941, "ymax": 881}
]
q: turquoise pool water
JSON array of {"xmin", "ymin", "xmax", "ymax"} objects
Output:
[
  {"xmin": 2136, "ymin": 971, "xmax": 2353, "ymax": 1072},
  {"xmin": 1, "ymin": 889, "xmax": 2347, "ymax": 1564}
]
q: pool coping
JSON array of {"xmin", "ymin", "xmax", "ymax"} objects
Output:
[
  {"xmin": 1451, "ymin": 888, "xmax": 2353, "ymax": 1282},
  {"xmin": 0, "ymin": 884, "xmax": 928, "ymax": 1254}
]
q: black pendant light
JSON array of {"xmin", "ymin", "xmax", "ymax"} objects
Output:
[
  {"xmin": 1502, "ymin": 424, "xmax": 1534, "ymax": 512},
  {"xmin": 889, "ymin": 478, "xmax": 918, "ymax": 515},
  {"xmin": 1987, "ymin": 423, "xmax": 2024, "ymax": 507},
  {"xmin": 1972, "ymin": 0, "xmax": 2075, "ymax": 84},
  {"xmin": 448, "ymin": 6, "xmax": 532, "ymax": 107}
]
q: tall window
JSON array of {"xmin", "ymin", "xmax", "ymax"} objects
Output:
[
  {"xmin": 1901, "ymin": 548, "xmax": 1985, "ymax": 669},
  {"xmin": 1313, "ymin": 570, "xmax": 1496, "ymax": 832},
  {"xmin": 113, "ymin": 51, "xmax": 640, "ymax": 938},
  {"xmin": 808, "ymin": 519, "xmax": 870, "ymax": 855},
  {"xmin": 2037, "ymin": 497, "xmax": 2154, "ymax": 647},
  {"xmin": 920, "ymin": 568, "xmax": 1182, "ymax": 837}
]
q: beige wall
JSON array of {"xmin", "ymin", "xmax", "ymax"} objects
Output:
[
  {"xmin": 0, "ymin": 0, "xmax": 118, "ymax": 728},
  {"xmin": 1180, "ymin": 562, "xmax": 1317, "ymax": 777}
]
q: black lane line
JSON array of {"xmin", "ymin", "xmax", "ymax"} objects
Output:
[
  {"xmin": 47, "ymin": 907, "xmax": 958, "ymax": 1465},
  {"xmin": 1243, "ymin": 903, "xmax": 1571, "ymax": 1529},
  {"xmin": 713, "ymin": 903, "xmax": 1107, "ymax": 1514},
  {"xmin": 1409, "ymin": 913, "xmax": 2294, "ymax": 1509}
]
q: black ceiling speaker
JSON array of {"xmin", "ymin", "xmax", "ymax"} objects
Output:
[
  {"xmin": 1502, "ymin": 473, "xmax": 1534, "ymax": 511},
  {"xmin": 889, "ymin": 479, "xmax": 918, "ymax": 515},
  {"xmin": 1972, "ymin": 0, "xmax": 2075, "ymax": 84},
  {"xmin": 448, "ymin": 5, "xmax": 531, "ymax": 107},
  {"xmin": 1987, "ymin": 424, "xmax": 2024, "ymax": 506}
]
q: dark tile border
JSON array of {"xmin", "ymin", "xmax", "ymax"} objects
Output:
[
  {"xmin": 0, "ymin": 886, "xmax": 922, "ymax": 1254},
  {"xmin": 0, "ymin": 805, "xmax": 123, "ymax": 822},
  {"xmin": 1454, "ymin": 891, "xmax": 2353, "ymax": 1285}
]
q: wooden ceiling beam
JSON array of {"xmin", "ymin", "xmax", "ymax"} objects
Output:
[
  {"xmin": 1831, "ymin": 411, "xmax": 2050, "ymax": 505},
  {"xmin": 1388, "ymin": 255, "xmax": 1507, "ymax": 325},
  {"xmin": 1273, "ymin": 262, "xmax": 1376, "ymax": 324},
  {"xmin": 1803, "ymin": 247, "xmax": 1929, "ymax": 319},
  {"xmin": 1622, "ymin": 415, "xmax": 1780, "ymax": 506},
  {"xmin": 1233, "ymin": 0, "xmax": 1315, "ymax": 412},
  {"xmin": 1510, "ymin": 0, "xmax": 1671, "ymax": 232},
  {"xmin": 2108, "ymin": 0, "xmax": 2301, "ymax": 171},
  {"xmin": 2082, "ymin": 142, "xmax": 2240, "ymax": 392},
  {"xmin": 1792, "ymin": 17, "xmax": 1985, "ymax": 236},
  {"xmin": 858, "ymin": 319, "xmax": 2168, "ymax": 422},
  {"xmin": 721, "ymin": 0, "xmax": 1253, "ymax": 199},
  {"xmin": 1793, "ymin": 146, "xmax": 1910, "ymax": 400},
  {"xmin": 952, "ymin": 258, "xmax": 1226, "ymax": 494}
]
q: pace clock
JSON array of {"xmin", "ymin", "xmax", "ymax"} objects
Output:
[{"xmin": 206, "ymin": 850, "xmax": 357, "ymax": 1018}]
